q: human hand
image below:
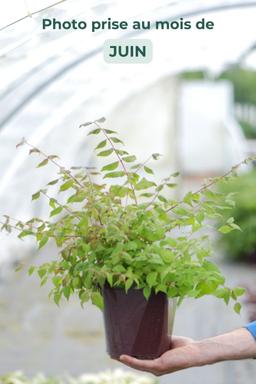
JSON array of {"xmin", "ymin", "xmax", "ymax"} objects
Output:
[
  {"xmin": 120, "ymin": 336, "xmax": 199, "ymax": 376},
  {"xmin": 120, "ymin": 329, "xmax": 256, "ymax": 376}
]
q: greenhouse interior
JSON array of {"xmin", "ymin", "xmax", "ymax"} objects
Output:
[{"xmin": 1, "ymin": 1, "xmax": 256, "ymax": 383}]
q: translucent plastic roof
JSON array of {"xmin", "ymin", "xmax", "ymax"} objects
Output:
[{"xmin": 0, "ymin": 0, "xmax": 256, "ymax": 263}]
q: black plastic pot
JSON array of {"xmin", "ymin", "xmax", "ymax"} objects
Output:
[{"xmin": 102, "ymin": 284, "xmax": 175, "ymax": 359}]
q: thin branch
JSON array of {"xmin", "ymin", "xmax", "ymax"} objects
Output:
[
  {"xmin": 93, "ymin": 122, "xmax": 138, "ymax": 205},
  {"xmin": 40, "ymin": 189, "xmax": 74, "ymax": 215},
  {"xmin": 24, "ymin": 139, "xmax": 84, "ymax": 189},
  {"xmin": 84, "ymin": 169, "xmax": 103, "ymax": 226},
  {"xmin": 0, "ymin": 220, "xmax": 86, "ymax": 239},
  {"xmin": 0, "ymin": 0, "xmax": 67, "ymax": 31},
  {"xmin": 132, "ymin": 155, "xmax": 153, "ymax": 174},
  {"xmin": 166, "ymin": 157, "xmax": 253, "ymax": 212},
  {"xmin": 23, "ymin": 139, "xmax": 104, "ymax": 226}
]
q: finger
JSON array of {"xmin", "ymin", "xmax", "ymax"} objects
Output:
[{"xmin": 120, "ymin": 355, "xmax": 160, "ymax": 373}]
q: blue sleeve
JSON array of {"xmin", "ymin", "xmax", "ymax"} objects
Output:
[{"xmin": 245, "ymin": 321, "xmax": 256, "ymax": 339}]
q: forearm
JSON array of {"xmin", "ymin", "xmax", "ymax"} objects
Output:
[
  {"xmin": 194, "ymin": 328, "xmax": 256, "ymax": 366},
  {"xmin": 120, "ymin": 326, "xmax": 256, "ymax": 375}
]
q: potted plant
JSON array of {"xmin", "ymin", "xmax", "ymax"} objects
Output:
[{"xmin": 0, "ymin": 118, "xmax": 250, "ymax": 359}]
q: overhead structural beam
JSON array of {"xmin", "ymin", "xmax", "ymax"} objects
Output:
[
  {"xmin": 1, "ymin": 0, "xmax": 256, "ymax": 129},
  {"xmin": 0, "ymin": 0, "xmax": 67, "ymax": 31}
]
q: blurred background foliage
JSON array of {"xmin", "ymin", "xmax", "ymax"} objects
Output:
[{"xmin": 218, "ymin": 169, "xmax": 256, "ymax": 263}]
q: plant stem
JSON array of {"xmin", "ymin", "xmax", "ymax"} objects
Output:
[
  {"xmin": 23, "ymin": 140, "xmax": 104, "ymax": 226},
  {"xmin": 24, "ymin": 140, "xmax": 84, "ymax": 188},
  {"xmin": 0, "ymin": 220, "xmax": 86, "ymax": 239},
  {"xmin": 93, "ymin": 122, "xmax": 138, "ymax": 205},
  {"xmin": 166, "ymin": 158, "xmax": 251, "ymax": 212},
  {"xmin": 40, "ymin": 189, "xmax": 74, "ymax": 215}
]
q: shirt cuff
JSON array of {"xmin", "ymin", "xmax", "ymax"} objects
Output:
[{"xmin": 245, "ymin": 321, "xmax": 256, "ymax": 340}]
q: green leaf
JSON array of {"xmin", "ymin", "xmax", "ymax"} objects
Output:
[
  {"xmin": 37, "ymin": 159, "xmax": 48, "ymax": 168},
  {"xmin": 135, "ymin": 178, "xmax": 156, "ymax": 190},
  {"xmin": 32, "ymin": 191, "xmax": 40, "ymax": 201},
  {"xmin": 79, "ymin": 121, "xmax": 93, "ymax": 128},
  {"xmin": 80, "ymin": 291, "xmax": 90, "ymax": 304},
  {"xmin": 39, "ymin": 235, "xmax": 49, "ymax": 249},
  {"xmin": 59, "ymin": 180, "xmax": 74, "ymax": 192},
  {"xmin": 144, "ymin": 166, "xmax": 154, "ymax": 175},
  {"xmin": 40, "ymin": 276, "xmax": 48, "ymax": 286},
  {"xmin": 167, "ymin": 287, "xmax": 177, "ymax": 297},
  {"xmin": 160, "ymin": 249, "xmax": 174, "ymax": 263},
  {"xmin": 146, "ymin": 272, "xmax": 157, "ymax": 288},
  {"xmin": 98, "ymin": 149, "xmax": 114, "ymax": 157},
  {"xmin": 103, "ymin": 171, "xmax": 125, "ymax": 179},
  {"xmin": 48, "ymin": 155, "xmax": 59, "ymax": 160},
  {"xmin": 156, "ymin": 185, "xmax": 164, "ymax": 192},
  {"xmin": 95, "ymin": 140, "xmax": 107, "ymax": 149},
  {"xmin": 18, "ymin": 229, "xmax": 34, "ymax": 239},
  {"xmin": 104, "ymin": 129, "xmax": 117, "ymax": 134},
  {"xmin": 91, "ymin": 292, "xmax": 104, "ymax": 310},
  {"xmin": 54, "ymin": 292, "xmax": 62, "ymax": 306},
  {"xmin": 158, "ymin": 195, "xmax": 168, "ymax": 203},
  {"xmin": 101, "ymin": 162, "xmax": 119, "ymax": 171},
  {"xmin": 50, "ymin": 206, "xmax": 63, "ymax": 217},
  {"xmin": 47, "ymin": 179, "xmax": 59, "ymax": 186},
  {"xmin": 87, "ymin": 128, "xmax": 101, "ymax": 135},
  {"xmin": 184, "ymin": 192, "xmax": 200, "ymax": 206},
  {"xmin": 72, "ymin": 277, "xmax": 81, "ymax": 288},
  {"xmin": 125, "ymin": 278, "xmax": 133, "ymax": 293},
  {"xmin": 140, "ymin": 192, "xmax": 154, "ymax": 198},
  {"xmin": 110, "ymin": 137, "xmax": 124, "ymax": 144},
  {"xmin": 49, "ymin": 198, "xmax": 56, "ymax": 209},
  {"xmin": 218, "ymin": 225, "xmax": 234, "ymax": 234},
  {"xmin": 67, "ymin": 192, "xmax": 87, "ymax": 203},
  {"xmin": 143, "ymin": 287, "xmax": 151, "ymax": 300},
  {"xmin": 96, "ymin": 117, "xmax": 106, "ymax": 123},
  {"xmin": 28, "ymin": 266, "xmax": 35, "ymax": 276},
  {"xmin": 116, "ymin": 149, "xmax": 129, "ymax": 156},
  {"xmin": 29, "ymin": 148, "xmax": 40, "ymax": 155},
  {"xmin": 109, "ymin": 185, "xmax": 128, "ymax": 197},
  {"xmin": 234, "ymin": 302, "xmax": 241, "ymax": 314},
  {"xmin": 63, "ymin": 286, "xmax": 71, "ymax": 300},
  {"xmin": 38, "ymin": 268, "xmax": 47, "ymax": 278},
  {"xmin": 230, "ymin": 223, "xmax": 242, "ymax": 231},
  {"xmin": 233, "ymin": 287, "xmax": 245, "ymax": 297},
  {"xmin": 52, "ymin": 276, "xmax": 62, "ymax": 287},
  {"xmin": 107, "ymin": 273, "xmax": 113, "ymax": 287},
  {"xmin": 152, "ymin": 153, "xmax": 161, "ymax": 160},
  {"xmin": 122, "ymin": 155, "xmax": 136, "ymax": 163}
]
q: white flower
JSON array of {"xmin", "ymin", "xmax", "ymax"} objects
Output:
[
  {"xmin": 1, "ymin": 370, "xmax": 157, "ymax": 384},
  {"xmin": 76, "ymin": 369, "xmax": 156, "ymax": 384}
]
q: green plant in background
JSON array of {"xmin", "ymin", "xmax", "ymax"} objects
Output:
[
  {"xmin": 219, "ymin": 66, "xmax": 256, "ymax": 139},
  {"xmin": 180, "ymin": 70, "xmax": 207, "ymax": 80},
  {"xmin": 239, "ymin": 121, "xmax": 256, "ymax": 140},
  {"xmin": 218, "ymin": 169, "xmax": 256, "ymax": 262},
  {"xmin": 1, "ymin": 118, "xmax": 251, "ymax": 313},
  {"xmin": 219, "ymin": 67, "xmax": 256, "ymax": 105},
  {"xmin": 0, "ymin": 370, "xmax": 157, "ymax": 384}
]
